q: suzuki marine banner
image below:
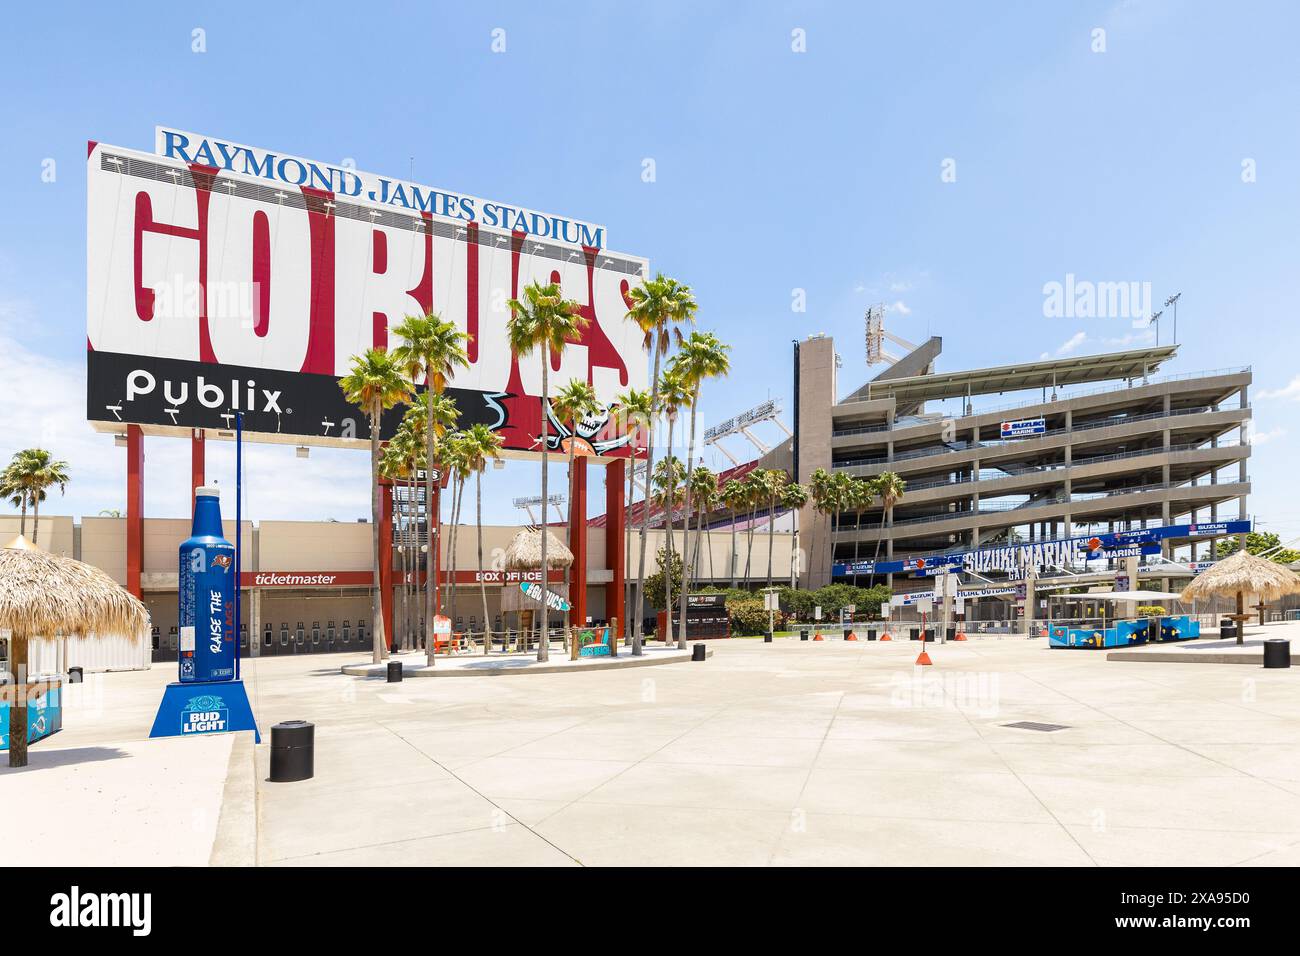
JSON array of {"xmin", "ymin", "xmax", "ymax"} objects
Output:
[
  {"xmin": 832, "ymin": 519, "xmax": 1252, "ymax": 578},
  {"xmin": 86, "ymin": 134, "xmax": 650, "ymax": 457}
]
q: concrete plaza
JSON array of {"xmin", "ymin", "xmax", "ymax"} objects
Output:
[{"xmin": 5, "ymin": 625, "xmax": 1300, "ymax": 867}]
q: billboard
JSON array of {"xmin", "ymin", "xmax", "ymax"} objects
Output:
[
  {"xmin": 86, "ymin": 131, "xmax": 650, "ymax": 457},
  {"xmin": 1000, "ymin": 416, "xmax": 1046, "ymax": 438}
]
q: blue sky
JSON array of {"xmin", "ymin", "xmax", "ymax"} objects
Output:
[{"xmin": 1, "ymin": 1, "xmax": 1297, "ymax": 537}]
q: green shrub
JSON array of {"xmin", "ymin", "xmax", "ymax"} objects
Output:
[
  {"xmin": 1135, "ymin": 605, "xmax": 1167, "ymax": 617},
  {"xmin": 726, "ymin": 598, "xmax": 784, "ymax": 636}
]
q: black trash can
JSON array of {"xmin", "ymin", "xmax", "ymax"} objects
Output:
[
  {"xmin": 1220, "ymin": 621, "xmax": 1237, "ymax": 640},
  {"xmin": 909, "ymin": 627, "xmax": 919, "ymax": 641},
  {"xmin": 692, "ymin": 643, "xmax": 706, "ymax": 662},
  {"xmin": 867, "ymin": 628, "xmax": 877, "ymax": 642},
  {"xmin": 800, "ymin": 628, "xmax": 809, "ymax": 642},
  {"xmin": 386, "ymin": 660, "xmax": 402, "ymax": 682},
  {"xmin": 843, "ymin": 627, "xmax": 852, "ymax": 640},
  {"xmin": 68, "ymin": 666, "xmax": 83, "ymax": 684},
  {"xmin": 763, "ymin": 634, "xmax": 772, "ymax": 643},
  {"xmin": 945, "ymin": 625, "xmax": 955, "ymax": 642},
  {"xmin": 1264, "ymin": 639, "xmax": 1290, "ymax": 669},
  {"xmin": 270, "ymin": 720, "xmax": 314, "ymax": 782}
]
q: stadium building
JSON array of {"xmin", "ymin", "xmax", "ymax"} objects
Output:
[{"xmin": 793, "ymin": 332, "xmax": 1252, "ymax": 598}]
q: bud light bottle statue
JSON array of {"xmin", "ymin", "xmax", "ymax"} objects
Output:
[{"xmin": 178, "ymin": 486, "xmax": 236, "ymax": 682}]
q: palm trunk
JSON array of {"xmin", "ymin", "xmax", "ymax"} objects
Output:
[
  {"xmin": 397, "ymin": 488, "xmax": 407, "ymax": 653},
  {"xmin": 633, "ymin": 348, "xmax": 664, "ymax": 656},
  {"xmin": 425, "ymin": 408, "xmax": 437, "ymax": 665},
  {"xmin": 766, "ymin": 494, "xmax": 777, "ymax": 590},
  {"xmin": 662, "ymin": 417, "xmax": 676, "ymax": 644},
  {"xmin": 7, "ymin": 631, "xmax": 28, "ymax": 767},
  {"xmin": 677, "ymin": 394, "xmax": 701, "ymax": 649},
  {"xmin": 32, "ymin": 494, "xmax": 40, "ymax": 547},
  {"xmin": 626, "ymin": 454, "xmax": 635, "ymax": 642},
  {"xmin": 744, "ymin": 502, "xmax": 757, "ymax": 584},
  {"xmin": 871, "ymin": 502, "xmax": 890, "ymax": 582},
  {"xmin": 537, "ymin": 354, "xmax": 550, "ymax": 661},
  {"xmin": 477, "ymin": 470, "xmax": 490, "ymax": 655},
  {"xmin": 706, "ymin": 506, "xmax": 715, "ymax": 583},
  {"xmin": 370, "ymin": 404, "xmax": 385, "ymax": 665},
  {"xmin": 729, "ymin": 507, "xmax": 738, "ymax": 588},
  {"xmin": 19, "ymin": 497, "xmax": 27, "ymax": 538},
  {"xmin": 564, "ymin": 426, "xmax": 577, "ymax": 655}
]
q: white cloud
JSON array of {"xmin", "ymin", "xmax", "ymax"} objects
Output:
[
  {"xmin": 1257, "ymin": 376, "xmax": 1300, "ymax": 402},
  {"xmin": 1246, "ymin": 423, "xmax": 1286, "ymax": 446},
  {"xmin": 1040, "ymin": 330, "xmax": 1087, "ymax": 360},
  {"xmin": 885, "ymin": 299, "xmax": 911, "ymax": 316}
]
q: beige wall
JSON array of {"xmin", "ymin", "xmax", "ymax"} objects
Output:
[
  {"xmin": 260, "ymin": 520, "xmax": 371, "ymax": 571},
  {"xmin": 144, "ymin": 517, "xmax": 254, "ymax": 574},
  {"xmin": 797, "ymin": 334, "xmax": 837, "ymax": 587},
  {"xmin": 0, "ymin": 514, "xmax": 74, "ymax": 556},
  {"xmin": 81, "ymin": 516, "xmax": 126, "ymax": 584}
]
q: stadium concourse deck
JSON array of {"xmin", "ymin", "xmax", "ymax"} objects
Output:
[{"xmin": 5, "ymin": 626, "xmax": 1300, "ymax": 867}]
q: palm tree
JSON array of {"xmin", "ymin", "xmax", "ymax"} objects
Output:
[
  {"xmin": 720, "ymin": 478, "xmax": 747, "ymax": 588},
  {"xmin": 741, "ymin": 471, "xmax": 767, "ymax": 585},
  {"xmin": 391, "ymin": 312, "xmax": 470, "ymax": 666},
  {"xmin": 6, "ymin": 450, "xmax": 70, "ymax": 546},
  {"xmin": 626, "ymin": 274, "xmax": 696, "ymax": 655},
  {"xmin": 807, "ymin": 467, "xmax": 833, "ymax": 585},
  {"xmin": 440, "ymin": 432, "xmax": 472, "ymax": 631},
  {"xmin": 652, "ymin": 454, "xmax": 685, "ymax": 639},
  {"xmin": 1, "ymin": 461, "xmax": 27, "ymax": 535},
  {"xmin": 614, "ymin": 387, "xmax": 653, "ymax": 633},
  {"xmin": 780, "ymin": 482, "xmax": 809, "ymax": 585},
  {"xmin": 551, "ymin": 378, "xmax": 602, "ymax": 646},
  {"xmin": 379, "ymin": 435, "xmax": 414, "ymax": 650},
  {"xmin": 763, "ymin": 469, "xmax": 790, "ymax": 591},
  {"xmin": 870, "ymin": 471, "xmax": 907, "ymax": 582},
  {"xmin": 827, "ymin": 472, "xmax": 857, "ymax": 580},
  {"xmin": 687, "ymin": 466, "xmax": 718, "ymax": 584},
  {"xmin": 404, "ymin": 392, "xmax": 459, "ymax": 664},
  {"xmin": 848, "ymin": 476, "xmax": 877, "ymax": 587},
  {"xmin": 507, "ymin": 281, "xmax": 588, "ymax": 662},
  {"xmin": 668, "ymin": 331, "xmax": 731, "ymax": 648},
  {"xmin": 339, "ymin": 348, "xmax": 413, "ymax": 663},
  {"xmin": 457, "ymin": 423, "xmax": 504, "ymax": 654},
  {"xmin": 656, "ymin": 366, "xmax": 692, "ymax": 623}
]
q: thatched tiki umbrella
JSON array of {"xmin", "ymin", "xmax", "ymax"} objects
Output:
[
  {"xmin": 1180, "ymin": 549, "xmax": 1300, "ymax": 646},
  {"xmin": 1, "ymin": 535, "xmax": 149, "ymax": 767},
  {"xmin": 500, "ymin": 529, "xmax": 572, "ymax": 654}
]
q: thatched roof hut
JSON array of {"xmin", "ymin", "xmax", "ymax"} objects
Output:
[
  {"xmin": 1, "ymin": 535, "xmax": 149, "ymax": 767},
  {"xmin": 1180, "ymin": 549, "xmax": 1300, "ymax": 644},
  {"xmin": 502, "ymin": 528, "xmax": 573, "ymax": 571},
  {"xmin": 500, "ymin": 528, "xmax": 572, "ymax": 615}
]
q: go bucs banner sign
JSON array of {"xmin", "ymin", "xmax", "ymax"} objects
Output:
[{"xmin": 86, "ymin": 130, "xmax": 650, "ymax": 457}]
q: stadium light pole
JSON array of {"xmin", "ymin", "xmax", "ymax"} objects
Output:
[
  {"xmin": 1148, "ymin": 309, "xmax": 1163, "ymax": 346},
  {"xmin": 1164, "ymin": 292, "xmax": 1182, "ymax": 345}
]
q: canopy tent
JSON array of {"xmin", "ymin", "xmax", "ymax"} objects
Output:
[{"xmin": 1080, "ymin": 590, "xmax": 1185, "ymax": 602}]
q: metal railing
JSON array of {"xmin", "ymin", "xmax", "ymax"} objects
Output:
[{"xmin": 832, "ymin": 404, "xmax": 1249, "ymax": 469}]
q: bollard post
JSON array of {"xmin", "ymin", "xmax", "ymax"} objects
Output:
[
  {"xmin": 270, "ymin": 720, "xmax": 315, "ymax": 782},
  {"xmin": 386, "ymin": 660, "xmax": 402, "ymax": 682},
  {"xmin": 1264, "ymin": 639, "xmax": 1290, "ymax": 669},
  {"xmin": 692, "ymin": 643, "xmax": 706, "ymax": 662}
]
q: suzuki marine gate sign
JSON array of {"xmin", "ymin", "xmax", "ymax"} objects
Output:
[{"xmin": 86, "ymin": 128, "xmax": 650, "ymax": 457}]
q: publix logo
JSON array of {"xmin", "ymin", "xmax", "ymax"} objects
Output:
[{"xmin": 181, "ymin": 695, "xmax": 229, "ymax": 734}]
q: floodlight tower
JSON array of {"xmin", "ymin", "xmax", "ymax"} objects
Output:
[
  {"xmin": 864, "ymin": 304, "xmax": 917, "ymax": 368},
  {"xmin": 1164, "ymin": 292, "xmax": 1181, "ymax": 345}
]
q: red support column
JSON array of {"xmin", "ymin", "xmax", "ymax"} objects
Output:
[
  {"xmin": 605, "ymin": 458, "xmax": 625, "ymax": 636},
  {"xmin": 570, "ymin": 456, "xmax": 588, "ymax": 627},
  {"xmin": 125, "ymin": 424, "xmax": 144, "ymax": 598},
  {"xmin": 190, "ymin": 428, "xmax": 205, "ymax": 511},
  {"xmin": 379, "ymin": 480, "xmax": 395, "ymax": 649}
]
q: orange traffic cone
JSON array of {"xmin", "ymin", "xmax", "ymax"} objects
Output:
[
  {"xmin": 813, "ymin": 632, "xmax": 825, "ymax": 641},
  {"xmin": 880, "ymin": 632, "xmax": 892, "ymax": 641},
  {"xmin": 845, "ymin": 631, "xmax": 858, "ymax": 641},
  {"xmin": 954, "ymin": 631, "xmax": 967, "ymax": 642},
  {"xmin": 915, "ymin": 647, "xmax": 933, "ymax": 665}
]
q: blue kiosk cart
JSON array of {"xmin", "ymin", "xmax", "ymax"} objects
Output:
[{"xmin": 1048, "ymin": 589, "xmax": 1200, "ymax": 649}]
